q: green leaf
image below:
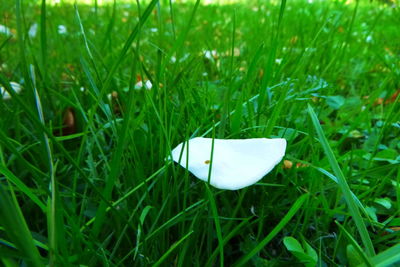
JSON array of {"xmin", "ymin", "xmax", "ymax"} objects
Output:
[
  {"xmin": 283, "ymin": 236, "xmax": 304, "ymax": 254},
  {"xmin": 283, "ymin": 236, "xmax": 318, "ymax": 267},
  {"xmin": 326, "ymin": 95, "xmax": 345, "ymax": 110},
  {"xmin": 373, "ymin": 198, "xmax": 392, "ymax": 210}
]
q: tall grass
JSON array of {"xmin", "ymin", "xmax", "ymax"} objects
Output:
[{"xmin": 0, "ymin": 0, "xmax": 399, "ymax": 265}]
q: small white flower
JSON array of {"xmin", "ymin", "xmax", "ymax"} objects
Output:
[
  {"xmin": 134, "ymin": 81, "xmax": 143, "ymax": 90},
  {"xmin": 204, "ymin": 50, "xmax": 217, "ymax": 60},
  {"xmin": 58, "ymin": 25, "xmax": 67, "ymax": 35},
  {"xmin": 0, "ymin": 24, "xmax": 12, "ymax": 36},
  {"xmin": 171, "ymin": 137, "xmax": 287, "ymax": 190},
  {"xmin": 134, "ymin": 80, "xmax": 152, "ymax": 90},
  {"xmin": 366, "ymin": 35, "xmax": 373, "ymax": 43},
  {"xmin": 144, "ymin": 80, "xmax": 152, "ymax": 89},
  {"xmin": 275, "ymin": 58, "xmax": 283, "ymax": 65},
  {"xmin": 150, "ymin": 28, "xmax": 158, "ymax": 33},
  {"xmin": 170, "ymin": 56, "xmax": 177, "ymax": 63},
  {"xmin": 1, "ymin": 82, "xmax": 22, "ymax": 100},
  {"xmin": 29, "ymin": 23, "xmax": 38, "ymax": 38}
]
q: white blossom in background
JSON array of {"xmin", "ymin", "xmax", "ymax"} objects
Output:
[
  {"xmin": 58, "ymin": 25, "xmax": 67, "ymax": 35},
  {"xmin": 150, "ymin": 28, "xmax": 158, "ymax": 33},
  {"xmin": 366, "ymin": 35, "xmax": 373, "ymax": 43},
  {"xmin": 1, "ymin": 82, "xmax": 22, "ymax": 100},
  {"xmin": 171, "ymin": 137, "xmax": 287, "ymax": 190},
  {"xmin": 134, "ymin": 80, "xmax": 152, "ymax": 90},
  {"xmin": 275, "ymin": 58, "xmax": 283, "ymax": 65},
  {"xmin": 29, "ymin": 23, "xmax": 38, "ymax": 38},
  {"xmin": 204, "ymin": 50, "xmax": 218, "ymax": 60},
  {"xmin": 0, "ymin": 24, "xmax": 12, "ymax": 36},
  {"xmin": 144, "ymin": 80, "xmax": 152, "ymax": 89}
]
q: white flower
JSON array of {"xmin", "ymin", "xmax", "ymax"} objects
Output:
[
  {"xmin": 171, "ymin": 137, "xmax": 287, "ymax": 190},
  {"xmin": 134, "ymin": 80, "xmax": 152, "ymax": 90},
  {"xmin": 204, "ymin": 50, "xmax": 218, "ymax": 60},
  {"xmin": 58, "ymin": 25, "xmax": 67, "ymax": 35},
  {"xmin": 0, "ymin": 24, "xmax": 12, "ymax": 36},
  {"xmin": 275, "ymin": 58, "xmax": 283, "ymax": 65},
  {"xmin": 150, "ymin": 28, "xmax": 158, "ymax": 33},
  {"xmin": 29, "ymin": 23, "xmax": 38, "ymax": 38},
  {"xmin": 1, "ymin": 82, "xmax": 22, "ymax": 100}
]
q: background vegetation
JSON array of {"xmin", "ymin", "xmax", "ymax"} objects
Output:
[{"xmin": 0, "ymin": 0, "xmax": 399, "ymax": 265}]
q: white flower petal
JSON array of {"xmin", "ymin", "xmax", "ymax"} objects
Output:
[
  {"xmin": 0, "ymin": 24, "xmax": 12, "ymax": 36},
  {"xmin": 58, "ymin": 25, "xmax": 67, "ymax": 35},
  {"xmin": 171, "ymin": 137, "xmax": 287, "ymax": 190},
  {"xmin": 1, "ymin": 82, "xmax": 22, "ymax": 100},
  {"xmin": 134, "ymin": 80, "xmax": 152, "ymax": 90},
  {"xmin": 144, "ymin": 80, "xmax": 152, "ymax": 90},
  {"xmin": 29, "ymin": 23, "xmax": 38, "ymax": 38},
  {"xmin": 134, "ymin": 81, "xmax": 143, "ymax": 90}
]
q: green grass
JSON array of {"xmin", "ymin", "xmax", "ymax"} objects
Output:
[{"xmin": 0, "ymin": 0, "xmax": 399, "ymax": 265}]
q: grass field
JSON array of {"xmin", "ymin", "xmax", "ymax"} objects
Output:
[{"xmin": 0, "ymin": 0, "xmax": 399, "ymax": 266}]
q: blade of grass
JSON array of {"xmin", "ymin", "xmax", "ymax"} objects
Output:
[
  {"xmin": 363, "ymin": 243, "xmax": 400, "ymax": 267},
  {"xmin": 0, "ymin": 184, "xmax": 43, "ymax": 267},
  {"xmin": 257, "ymin": 0, "xmax": 286, "ymax": 121},
  {"xmin": 31, "ymin": 65, "xmax": 68, "ymax": 263},
  {"xmin": 0, "ymin": 74, "xmax": 111, "ymax": 213},
  {"xmin": 205, "ymin": 184, "xmax": 224, "ymax": 267},
  {"xmin": 0, "ymin": 165, "xmax": 46, "ymax": 212},
  {"xmin": 307, "ymin": 104, "xmax": 375, "ymax": 256},
  {"xmin": 206, "ymin": 216, "xmax": 252, "ymax": 267},
  {"xmin": 335, "ymin": 221, "xmax": 373, "ymax": 267},
  {"xmin": 86, "ymin": 0, "xmax": 158, "ymax": 123},
  {"xmin": 234, "ymin": 193, "xmax": 309, "ymax": 266},
  {"xmin": 153, "ymin": 230, "xmax": 194, "ymax": 267},
  {"xmin": 91, "ymin": 71, "xmax": 141, "ymax": 236}
]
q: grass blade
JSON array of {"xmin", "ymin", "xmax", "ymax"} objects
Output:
[
  {"xmin": 0, "ymin": 184, "xmax": 43, "ymax": 267},
  {"xmin": 0, "ymin": 165, "xmax": 46, "ymax": 212},
  {"xmin": 153, "ymin": 230, "xmax": 194, "ymax": 267},
  {"xmin": 234, "ymin": 193, "xmax": 308, "ymax": 266},
  {"xmin": 335, "ymin": 221, "xmax": 373, "ymax": 267},
  {"xmin": 365, "ymin": 243, "xmax": 400, "ymax": 267},
  {"xmin": 307, "ymin": 104, "xmax": 375, "ymax": 256}
]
